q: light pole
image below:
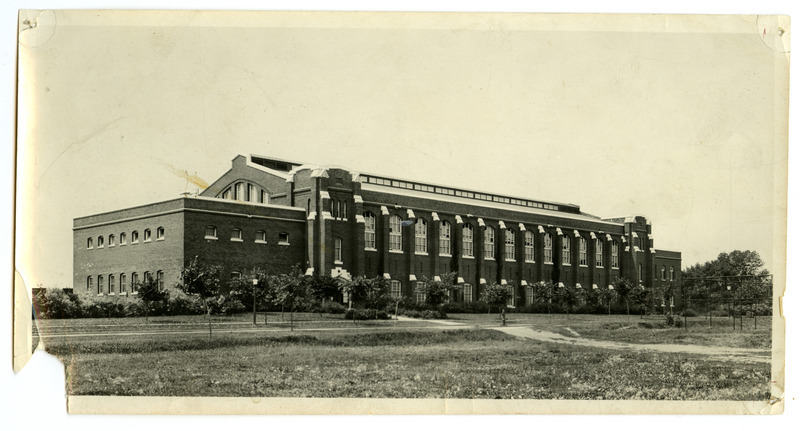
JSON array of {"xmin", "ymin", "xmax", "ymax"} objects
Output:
[{"xmin": 252, "ymin": 278, "xmax": 259, "ymax": 325}]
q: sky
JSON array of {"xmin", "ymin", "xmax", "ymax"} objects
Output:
[{"xmin": 15, "ymin": 11, "xmax": 788, "ymax": 289}]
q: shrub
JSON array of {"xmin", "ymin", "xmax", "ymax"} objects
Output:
[
  {"xmin": 681, "ymin": 308, "xmax": 698, "ymax": 317},
  {"xmin": 345, "ymin": 308, "xmax": 390, "ymax": 320},
  {"xmin": 208, "ymin": 296, "xmax": 246, "ymax": 315},
  {"xmin": 317, "ymin": 301, "xmax": 347, "ymax": 315}
]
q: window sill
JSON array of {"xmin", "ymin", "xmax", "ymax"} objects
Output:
[
  {"xmin": 255, "ymin": 240, "xmax": 267, "ymax": 244},
  {"xmin": 389, "ymin": 250, "xmax": 404, "ymax": 254},
  {"xmin": 484, "ymin": 257, "xmax": 495, "ymax": 261},
  {"xmin": 462, "ymin": 255, "xmax": 475, "ymax": 259},
  {"xmin": 365, "ymin": 248, "xmax": 377, "ymax": 252},
  {"xmin": 87, "ymin": 248, "xmax": 93, "ymax": 250},
  {"xmin": 109, "ymin": 245, "xmax": 115, "ymax": 248},
  {"xmin": 334, "ymin": 260, "xmax": 343, "ymax": 265},
  {"xmin": 120, "ymin": 243, "xmax": 127, "ymax": 247},
  {"xmin": 204, "ymin": 236, "xmax": 218, "ymax": 241},
  {"xmin": 97, "ymin": 246, "xmax": 104, "ymax": 249},
  {"xmin": 144, "ymin": 240, "xmax": 152, "ymax": 243},
  {"xmin": 439, "ymin": 254, "xmax": 452, "ymax": 257},
  {"xmin": 278, "ymin": 242, "xmax": 291, "ymax": 246},
  {"xmin": 563, "ymin": 264, "xmax": 572, "ymax": 267},
  {"xmin": 579, "ymin": 264, "xmax": 588, "ymax": 268},
  {"xmin": 415, "ymin": 252, "xmax": 429, "ymax": 256},
  {"xmin": 230, "ymin": 238, "xmax": 243, "ymax": 242},
  {"xmin": 596, "ymin": 266, "xmax": 604, "ymax": 269},
  {"xmin": 157, "ymin": 238, "xmax": 164, "ymax": 242},
  {"xmin": 109, "ymin": 293, "xmax": 115, "ymax": 296},
  {"xmin": 525, "ymin": 260, "xmax": 535, "ymax": 264},
  {"xmin": 505, "ymin": 259, "xmax": 517, "ymax": 262},
  {"xmin": 132, "ymin": 241, "xmax": 139, "ymax": 245},
  {"xmin": 97, "ymin": 293, "xmax": 103, "ymax": 297}
]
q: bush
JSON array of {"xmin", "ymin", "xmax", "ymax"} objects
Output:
[
  {"xmin": 344, "ymin": 308, "xmax": 389, "ymax": 320},
  {"xmin": 317, "ymin": 301, "xmax": 347, "ymax": 315},
  {"xmin": 208, "ymin": 296, "xmax": 246, "ymax": 315},
  {"xmin": 682, "ymin": 308, "xmax": 698, "ymax": 317}
]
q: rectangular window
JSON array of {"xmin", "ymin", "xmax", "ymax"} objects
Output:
[
  {"xmin": 109, "ymin": 274, "xmax": 115, "ymax": 294},
  {"xmin": 390, "ymin": 280, "xmax": 402, "ymax": 299},
  {"xmin": 231, "ymin": 228, "xmax": 243, "ymax": 241},
  {"xmin": 157, "ymin": 271, "xmax": 164, "ymax": 289},
  {"xmin": 132, "ymin": 231, "xmax": 139, "ymax": 243},
  {"xmin": 248, "ymin": 184, "xmax": 256, "ymax": 202},
  {"xmin": 439, "ymin": 221, "xmax": 451, "ymax": 256},
  {"xmin": 415, "ymin": 281, "xmax": 426, "ymax": 303},
  {"xmin": 256, "ymin": 230, "xmax": 267, "ymax": 243},
  {"xmin": 414, "ymin": 220, "xmax": 427, "ymax": 254},
  {"xmin": 335, "ymin": 238, "xmax": 343, "ymax": 263},
  {"xmin": 463, "ymin": 284, "xmax": 473, "ymax": 302},
  {"xmin": 562, "ymin": 236, "xmax": 571, "ymax": 265},
  {"xmin": 364, "ymin": 213, "xmax": 376, "ymax": 250},
  {"xmin": 595, "ymin": 240, "xmax": 604, "ymax": 268},
  {"xmin": 505, "ymin": 230, "xmax": 516, "ymax": 261},
  {"xmin": 544, "ymin": 234, "xmax": 553, "ymax": 264},
  {"xmin": 612, "ymin": 241, "xmax": 620, "ymax": 269},
  {"xmin": 389, "ymin": 216, "xmax": 402, "ymax": 251},
  {"xmin": 144, "ymin": 229, "xmax": 151, "ymax": 242},
  {"xmin": 131, "ymin": 273, "xmax": 139, "ymax": 294},
  {"xmin": 278, "ymin": 232, "xmax": 290, "ymax": 245},
  {"xmin": 120, "ymin": 274, "xmax": 127, "ymax": 294},
  {"xmin": 579, "ymin": 237, "xmax": 587, "ymax": 266},
  {"xmin": 235, "ymin": 183, "xmax": 244, "ymax": 201},
  {"xmin": 156, "ymin": 227, "xmax": 164, "ymax": 240},
  {"xmin": 524, "ymin": 232, "xmax": 535, "ymax": 262},
  {"xmin": 463, "ymin": 225, "xmax": 474, "ymax": 257},
  {"xmin": 97, "ymin": 275, "xmax": 104, "ymax": 295},
  {"xmin": 484, "ymin": 227, "xmax": 495, "ymax": 259},
  {"xmin": 87, "ymin": 276, "xmax": 93, "ymax": 292},
  {"xmin": 205, "ymin": 226, "xmax": 217, "ymax": 239},
  {"xmin": 261, "ymin": 190, "xmax": 269, "ymax": 204}
]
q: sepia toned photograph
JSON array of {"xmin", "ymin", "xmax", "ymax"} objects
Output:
[{"xmin": 12, "ymin": 9, "xmax": 788, "ymax": 415}]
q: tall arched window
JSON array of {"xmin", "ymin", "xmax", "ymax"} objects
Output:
[
  {"xmin": 120, "ymin": 232, "xmax": 127, "ymax": 245},
  {"xmin": 638, "ymin": 263, "xmax": 643, "ymax": 283},
  {"xmin": 108, "ymin": 274, "xmax": 115, "ymax": 294},
  {"xmin": 462, "ymin": 224, "xmax": 474, "ymax": 257},
  {"xmin": 98, "ymin": 236, "xmax": 104, "ymax": 248},
  {"xmin": 261, "ymin": 190, "xmax": 270, "ymax": 204},
  {"xmin": 562, "ymin": 235, "xmax": 571, "ymax": 265},
  {"xmin": 612, "ymin": 240, "xmax": 620, "ymax": 268},
  {"xmin": 484, "ymin": 226, "xmax": 495, "ymax": 259},
  {"xmin": 524, "ymin": 231, "xmax": 535, "ymax": 262},
  {"xmin": 341, "ymin": 201, "xmax": 347, "ymax": 220},
  {"xmin": 87, "ymin": 276, "xmax": 93, "ymax": 292},
  {"xmin": 389, "ymin": 215, "xmax": 403, "ymax": 251},
  {"xmin": 595, "ymin": 239, "xmax": 604, "ymax": 267},
  {"xmin": 579, "ymin": 237, "xmax": 587, "ymax": 266},
  {"xmin": 463, "ymin": 283, "xmax": 473, "ymax": 302},
  {"xmin": 415, "ymin": 219, "xmax": 428, "ymax": 254},
  {"xmin": 97, "ymin": 275, "xmax": 104, "ymax": 295},
  {"xmin": 157, "ymin": 271, "xmax": 164, "ymax": 289},
  {"xmin": 335, "ymin": 237, "xmax": 343, "ymax": 263},
  {"xmin": 87, "ymin": 238, "xmax": 93, "ymax": 249},
  {"xmin": 120, "ymin": 273, "xmax": 127, "ymax": 294},
  {"xmin": 661, "ymin": 265, "xmax": 666, "ymax": 280},
  {"xmin": 439, "ymin": 221, "xmax": 451, "ymax": 256},
  {"xmin": 544, "ymin": 233, "xmax": 553, "ymax": 264},
  {"xmin": 109, "ymin": 234, "xmax": 115, "ymax": 247},
  {"xmin": 505, "ymin": 229, "xmax": 516, "ymax": 261},
  {"xmin": 364, "ymin": 212, "xmax": 376, "ymax": 250},
  {"xmin": 248, "ymin": 184, "xmax": 256, "ymax": 203},
  {"xmin": 390, "ymin": 280, "xmax": 402, "ymax": 299},
  {"xmin": 156, "ymin": 227, "xmax": 164, "ymax": 240}
]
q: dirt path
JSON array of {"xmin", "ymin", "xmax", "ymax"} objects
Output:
[{"xmin": 493, "ymin": 326, "xmax": 771, "ymax": 363}]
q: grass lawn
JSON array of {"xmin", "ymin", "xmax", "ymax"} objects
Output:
[
  {"xmin": 449, "ymin": 313, "xmax": 772, "ymax": 350},
  {"xmin": 39, "ymin": 322, "xmax": 771, "ymax": 400}
]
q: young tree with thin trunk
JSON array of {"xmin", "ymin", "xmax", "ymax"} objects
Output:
[
  {"xmin": 136, "ymin": 275, "xmax": 169, "ymax": 323},
  {"xmin": 175, "ymin": 256, "xmax": 223, "ymax": 338},
  {"xmin": 271, "ymin": 266, "xmax": 309, "ymax": 331},
  {"xmin": 484, "ymin": 282, "xmax": 513, "ymax": 318}
]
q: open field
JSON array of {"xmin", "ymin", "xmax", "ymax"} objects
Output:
[
  {"xmin": 449, "ymin": 313, "xmax": 772, "ymax": 350},
  {"xmin": 34, "ymin": 312, "xmax": 772, "ymax": 400}
]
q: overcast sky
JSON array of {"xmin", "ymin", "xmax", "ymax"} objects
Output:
[{"xmin": 16, "ymin": 11, "xmax": 788, "ymax": 288}]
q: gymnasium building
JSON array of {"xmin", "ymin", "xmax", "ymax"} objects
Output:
[{"xmin": 73, "ymin": 154, "xmax": 682, "ymax": 305}]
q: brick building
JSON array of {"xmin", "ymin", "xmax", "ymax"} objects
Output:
[{"xmin": 73, "ymin": 154, "xmax": 681, "ymax": 305}]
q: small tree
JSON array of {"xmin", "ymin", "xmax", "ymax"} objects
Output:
[
  {"xmin": 136, "ymin": 275, "xmax": 170, "ymax": 323},
  {"xmin": 596, "ymin": 285, "xmax": 618, "ymax": 315},
  {"xmin": 340, "ymin": 276, "xmax": 391, "ymax": 319},
  {"xmin": 271, "ymin": 266, "xmax": 309, "ymax": 331},
  {"xmin": 424, "ymin": 272, "xmax": 458, "ymax": 308},
  {"xmin": 175, "ymin": 256, "xmax": 223, "ymax": 337},
  {"xmin": 554, "ymin": 284, "xmax": 580, "ymax": 317},
  {"xmin": 614, "ymin": 277, "xmax": 635, "ymax": 321},
  {"xmin": 228, "ymin": 267, "xmax": 275, "ymax": 325},
  {"xmin": 484, "ymin": 282, "xmax": 513, "ymax": 316},
  {"xmin": 535, "ymin": 281, "xmax": 555, "ymax": 314},
  {"xmin": 307, "ymin": 274, "xmax": 341, "ymax": 316}
]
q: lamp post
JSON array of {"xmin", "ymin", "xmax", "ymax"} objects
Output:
[
  {"xmin": 727, "ymin": 285, "xmax": 734, "ymax": 331},
  {"xmin": 252, "ymin": 278, "xmax": 259, "ymax": 325}
]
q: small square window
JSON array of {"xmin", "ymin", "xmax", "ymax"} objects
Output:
[
  {"xmin": 255, "ymin": 230, "xmax": 267, "ymax": 243},
  {"xmin": 231, "ymin": 228, "xmax": 243, "ymax": 241},
  {"xmin": 278, "ymin": 232, "xmax": 290, "ymax": 245},
  {"xmin": 205, "ymin": 226, "xmax": 217, "ymax": 239}
]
